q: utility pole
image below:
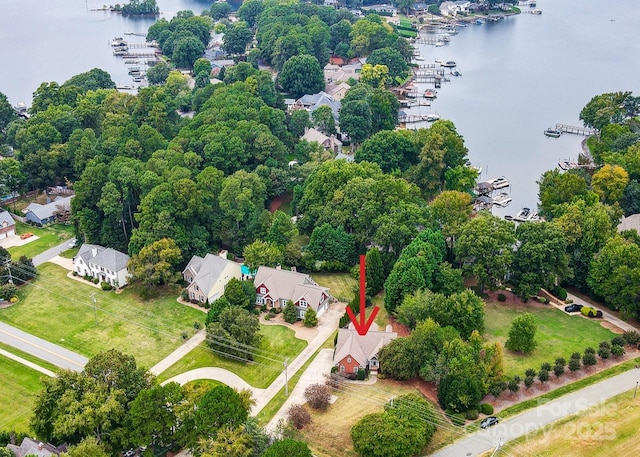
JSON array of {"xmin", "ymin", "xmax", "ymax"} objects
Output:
[
  {"xmin": 90, "ymin": 293, "xmax": 97, "ymax": 326},
  {"xmin": 5, "ymin": 260, "xmax": 13, "ymax": 284},
  {"xmin": 284, "ymin": 358, "xmax": 289, "ymax": 397},
  {"xmin": 490, "ymin": 435, "xmax": 504, "ymax": 457},
  {"xmin": 634, "ymin": 381, "xmax": 638, "ymax": 399}
]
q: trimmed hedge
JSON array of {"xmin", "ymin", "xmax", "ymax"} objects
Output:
[{"xmin": 480, "ymin": 403, "xmax": 494, "ymax": 415}]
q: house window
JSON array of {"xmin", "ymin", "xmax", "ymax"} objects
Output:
[
  {"xmin": 256, "ymin": 296, "xmax": 264, "ymax": 305},
  {"xmin": 259, "ymin": 286, "xmax": 266, "ymax": 295},
  {"xmin": 339, "ymin": 365, "xmax": 345, "ymax": 373},
  {"xmin": 195, "ymin": 285, "xmax": 199, "ymax": 291},
  {"xmin": 347, "ymin": 357, "xmax": 351, "ymax": 364},
  {"xmin": 354, "ymin": 366, "xmax": 359, "ymax": 374},
  {"xmin": 190, "ymin": 292, "xmax": 195, "ymax": 299},
  {"xmin": 299, "ymin": 299, "xmax": 307, "ymax": 308}
]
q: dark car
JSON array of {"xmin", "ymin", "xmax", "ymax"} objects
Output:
[
  {"xmin": 480, "ymin": 416, "xmax": 499, "ymax": 429},
  {"xmin": 564, "ymin": 304, "xmax": 583, "ymax": 313}
]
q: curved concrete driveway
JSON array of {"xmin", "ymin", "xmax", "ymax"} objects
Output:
[{"xmin": 162, "ymin": 367, "xmax": 266, "ymax": 398}]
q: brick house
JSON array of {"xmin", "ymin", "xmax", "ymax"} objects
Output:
[{"xmin": 333, "ymin": 326, "xmax": 397, "ymax": 377}]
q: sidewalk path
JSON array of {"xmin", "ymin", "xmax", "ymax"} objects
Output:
[
  {"xmin": 162, "ymin": 367, "xmax": 266, "ymax": 396},
  {"xmin": 0, "ymin": 347, "xmax": 56, "ymax": 377},
  {"xmin": 265, "ymin": 348, "xmax": 335, "ymax": 433},
  {"xmin": 150, "ymin": 329, "xmax": 205, "ymax": 376},
  {"xmin": 432, "ymin": 368, "xmax": 640, "ymax": 456}
]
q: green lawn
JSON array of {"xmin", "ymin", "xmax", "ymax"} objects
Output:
[
  {"xmin": 313, "ymin": 272, "xmax": 357, "ymax": 302},
  {"xmin": 8, "ymin": 221, "xmax": 75, "ymax": 259},
  {"xmin": 0, "ymin": 263, "xmax": 205, "ymax": 368},
  {"xmin": 157, "ymin": 324, "xmax": 308, "ymax": 388},
  {"xmin": 484, "ymin": 302, "xmax": 616, "ymax": 377},
  {"xmin": 0, "ymin": 355, "xmax": 45, "ymax": 431},
  {"xmin": 0, "ymin": 342, "xmax": 60, "ymax": 374}
]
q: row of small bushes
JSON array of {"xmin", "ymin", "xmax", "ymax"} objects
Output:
[
  {"xmin": 490, "ymin": 335, "xmax": 635, "ymax": 397},
  {"xmin": 445, "ymin": 403, "xmax": 494, "ymax": 425}
]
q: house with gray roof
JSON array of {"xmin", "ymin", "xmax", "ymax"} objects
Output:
[
  {"xmin": 618, "ymin": 214, "xmax": 640, "ymax": 234},
  {"xmin": 6, "ymin": 437, "xmax": 66, "ymax": 457},
  {"xmin": 73, "ymin": 243, "xmax": 130, "ymax": 287},
  {"xmin": 301, "ymin": 127, "xmax": 342, "ymax": 154},
  {"xmin": 0, "ymin": 210, "xmax": 16, "ymax": 239},
  {"xmin": 333, "ymin": 325, "xmax": 397, "ymax": 377},
  {"xmin": 23, "ymin": 195, "xmax": 73, "ymax": 226},
  {"xmin": 294, "ymin": 91, "xmax": 341, "ymax": 122},
  {"xmin": 183, "ymin": 252, "xmax": 242, "ymax": 304},
  {"xmin": 254, "ymin": 266, "xmax": 331, "ymax": 319}
]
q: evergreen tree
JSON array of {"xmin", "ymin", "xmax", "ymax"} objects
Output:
[{"xmin": 365, "ymin": 247, "xmax": 385, "ymax": 296}]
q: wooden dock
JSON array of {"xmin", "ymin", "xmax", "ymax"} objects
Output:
[{"xmin": 554, "ymin": 123, "xmax": 599, "ymax": 136}]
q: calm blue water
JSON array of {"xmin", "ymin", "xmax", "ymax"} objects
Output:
[
  {"xmin": 1, "ymin": 0, "xmax": 639, "ymax": 211},
  {"xmin": 411, "ymin": 0, "xmax": 640, "ymax": 214}
]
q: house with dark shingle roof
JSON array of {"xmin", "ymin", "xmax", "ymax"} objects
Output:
[
  {"xmin": 333, "ymin": 326, "xmax": 397, "ymax": 377},
  {"xmin": 254, "ymin": 266, "xmax": 331, "ymax": 319},
  {"xmin": 23, "ymin": 195, "xmax": 73, "ymax": 226},
  {"xmin": 183, "ymin": 252, "xmax": 242, "ymax": 304},
  {"xmin": 73, "ymin": 243, "xmax": 130, "ymax": 287}
]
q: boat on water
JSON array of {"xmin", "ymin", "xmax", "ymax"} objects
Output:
[
  {"xmin": 414, "ymin": 55, "xmax": 425, "ymax": 61},
  {"xmin": 493, "ymin": 193, "xmax": 513, "ymax": 207},
  {"xmin": 423, "ymin": 89, "xmax": 437, "ymax": 99},
  {"xmin": 435, "ymin": 41, "xmax": 445, "ymax": 47},
  {"xmin": 544, "ymin": 127, "xmax": 562, "ymax": 138},
  {"xmin": 442, "ymin": 60, "xmax": 456, "ymax": 68},
  {"xmin": 451, "ymin": 70, "xmax": 462, "ymax": 77},
  {"xmin": 424, "ymin": 113, "xmax": 441, "ymax": 122},
  {"xmin": 515, "ymin": 207, "xmax": 532, "ymax": 221},
  {"xmin": 486, "ymin": 176, "xmax": 510, "ymax": 190},
  {"xmin": 435, "ymin": 59, "xmax": 444, "ymax": 65}
]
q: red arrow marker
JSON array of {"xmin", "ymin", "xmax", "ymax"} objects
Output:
[{"xmin": 346, "ymin": 254, "xmax": 380, "ymax": 336}]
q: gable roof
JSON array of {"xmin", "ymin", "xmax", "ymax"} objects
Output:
[
  {"xmin": 0, "ymin": 210, "xmax": 15, "ymax": 227},
  {"xmin": 7, "ymin": 437, "xmax": 66, "ymax": 457},
  {"xmin": 184, "ymin": 253, "xmax": 242, "ymax": 301},
  {"xmin": 618, "ymin": 214, "xmax": 640, "ymax": 233},
  {"xmin": 76, "ymin": 243, "xmax": 130, "ymax": 272},
  {"xmin": 254, "ymin": 266, "xmax": 329, "ymax": 310},
  {"xmin": 296, "ymin": 91, "xmax": 341, "ymax": 121},
  {"xmin": 334, "ymin": 328, "xmax": 397, "ymax": 367},
  {"xmin": 24, "ymin": 195, "xmax": 73, "ymax": 222}
]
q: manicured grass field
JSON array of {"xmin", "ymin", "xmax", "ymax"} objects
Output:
[
  {"xmin": 0, "ymin": 263, "xmax": 205, "ymax": 368},
  {"xmin": 157, "ymin": 324, "xmax": 308, "ymax": 388},
  {"xmin": 313, "ymin": 272, "xmax": 357, "ymax": 302},
  {"xmin": 8, "ymin": 221, "xmax": 75, "ymax": 259},
  {"xmin": 484, "ymin": 302, "xmax": 616, "ymax": 377},
  {"xmin": 0, "ymin": 355, "xmax": 45, "ymax": 431},
  {"xmin": 503, "ymin": 388, "xmax": 640, "ymax": 456}
]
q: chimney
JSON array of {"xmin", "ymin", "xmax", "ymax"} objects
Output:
[
  {"xmin": 219, "ymin": 249, "xmax": 228, "ymax": 259},
  {"xmin": 91, "ymin": 247, "xmax": 97, "ymax": 257},
  {"xmin": 291, "ymin": 266, "xmax": 297, "ymax": 272}
]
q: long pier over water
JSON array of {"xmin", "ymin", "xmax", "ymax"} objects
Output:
[{"xmin": 554, "ymin": 123, "xmax": 599, "ymax": 136}]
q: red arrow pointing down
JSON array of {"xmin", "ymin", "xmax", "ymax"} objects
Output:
[{"xmin": 346, "ymin": 254, "xmax": 380, "ymax": 336}]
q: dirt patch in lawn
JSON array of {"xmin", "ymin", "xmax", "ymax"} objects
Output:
[
  {"xmin": 269, "ymin": 193, "xmax": 292, "ymax": 213},
  {"xmin": 601, "ymin": 320, "xmax": 625, "ymax": 334}
]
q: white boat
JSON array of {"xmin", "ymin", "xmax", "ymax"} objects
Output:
[
  {"xmin": 435, "ymin": 41, "xmax": 445, "ymax": 47},
  {"xmin": 486, "ymin": 176, "xmax": 510, "ymax": 189},
  {"xmin": 414, "ymin": 55, "xmax": 425, "ymax": 61},
  {"xmin": 515, "ymin": 207, "xmax": 532, "ymax": 221},
  {"xmin": 493, "ymin": 193, "xmax": 513, "ymax": 207},
  {"xmin": 423, "ymin": 113, "xmax": 440, "ymax": 122}
]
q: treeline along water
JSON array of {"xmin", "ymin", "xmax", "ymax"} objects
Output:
[{"xmin": 1, "ymin": 0, "xmax": 639, "ymax": 210}]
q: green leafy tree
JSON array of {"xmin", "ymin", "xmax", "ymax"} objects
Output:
[
  {"xmin": 128, "ymin": 237, "xmax": 182, "ymax": 287},
  {"xmin": 537, "ymin": 169, "xmax": 592, "ymax": 219},
  {"xmin": 339, "ymin": 99, "xmax": 372, "ymax": 145},
  {"xmin": 587, "ymin": 235, "xmax": 640, "ymax": 319},
  {"xmin": 311, "ymin": 105, "xmax": 337, "ymax": 135},
  {"xmin": 128, "ymin": 382, "xmax": 184, "ymax": 450},
  {"xmin": 579, "ymin": 91, "xmax": 630, "ymax": 129},
  {"xmin": 303, "ymin": 307, "xmax": 318, "ymax": 327},
  {"xmin": 365, "ymin": 247, "xmax": 385, "ymax": 296},
  {"xmin": 378, "ymin": 336, "xmax": 418, "ymax": 380},
  {"xmin": 208, "ymin": 2, "xmax": 232, "ymax": 20},
  {"xmin": 505, "ymin": 313, "xmax": 537, "ymax": 354},
  {"xmin": 194, "ymin": 386, "xmax": 249, "ymax": 441},
  {"xmin": 223, "ymin": 21, "xmax": 253, "ymax": 56},
  {"xmin": 243, "ymin": 240, "xmax": 284, "ymax": 272},
  {"xmin": 61, "ymin": 437, "xmax": 109, "ymax": 457},
  {"xmin": 147, "ymin": 61, "xmax": 171, "ymax": 85},
  {"xmin": 356, "ymin": 130, "xmax": 419, "ymax": 173},
  {"xmin": 63, "ymin": 68, "xmax": 115, "ymax": 91},
  {"xmin": 306, "ymin": 223, "xmax": 356, "ymax": 266},
  {"xmin": 224, "ymin": 277, "xmax": 250, "ymax": 309},
  {"xmin": 289, "ymin": 109, "xmax": 311, "ymax": 138},
  {"xmin": 511, "ymin": 222, "xmax": 571, "ymax": 300},
  {"xmin": 266, "ymin": 211, "xmax": 298, "ymax": 247},
  {"xmin": 200, "ymin": 424, "xmax": 254, "ymax": 457},
  {"xmin": 360, "ymin": 63, "xmax": 390, "ymax": 88},
  {"xmin": 454, "ymin": 212, "xmax": 516, "ymax": 292},
  {"xmin": 0, "ymin": 91, "xmax": 17, "ymax": 130},
  {"xmin": 237, "ymin": 0, "xmax": 264, "ymax": 27},
  {"xmin": 591, "ymin": 164, "xmax": 629, "ymax": 204},
  {"xmin": 278, "ymin": 55, "xmax": 325, "ymax": 99},
  {"xmin": 173, "ymin": 35, "xmax": 206, "ymax": 69},
  {"xmin": 206, "ymin": 306, "xmax": 262, "ymax": 360},
  {"xmin": 283, "ymin": 300, "xmax": 297, "ymax": 323}
]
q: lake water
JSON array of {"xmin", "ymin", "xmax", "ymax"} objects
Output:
[
  {"xmin": 410, "ymin": 0, "xmax": 640, "ymax": 214},
  {"xmin": 1, "ymin": 0, "xmax": 639, "ymax": 212}
]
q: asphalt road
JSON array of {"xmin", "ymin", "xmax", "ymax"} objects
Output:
[
  {"xmin": 432, "ymin": 368, "xmax": 640, "ymax": 456},
  {"xmin": 32, "ymin": 237, "xmax": 75, "ymax": 266},
  {"xmin": 0, "ymin": 321, "xmax": 87, "ymax": 371}
]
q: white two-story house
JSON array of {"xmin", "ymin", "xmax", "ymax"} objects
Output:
[{"xmin": 73, "ymin": 243, "xmax": 130, "ymax": 287}]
